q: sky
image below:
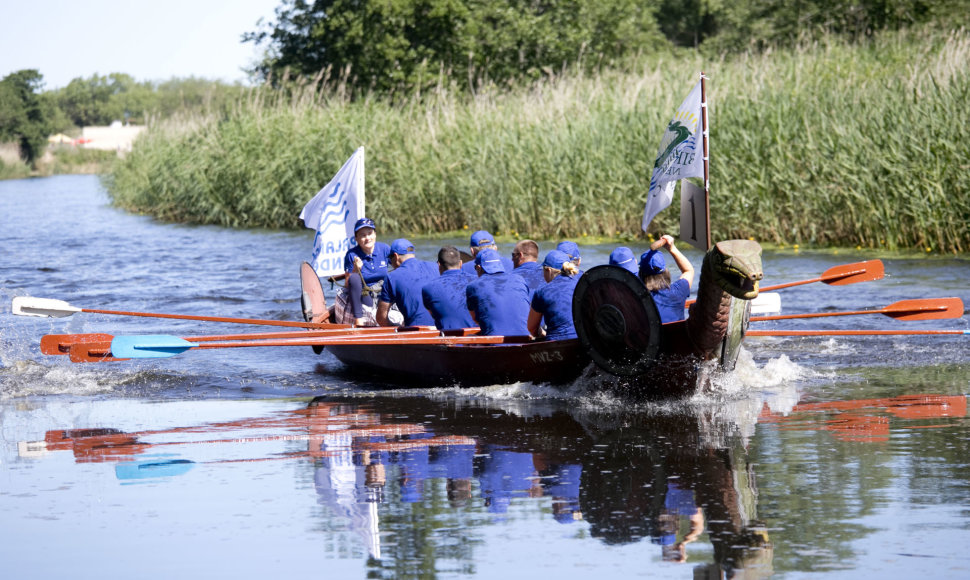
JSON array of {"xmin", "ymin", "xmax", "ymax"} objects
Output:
[{"xmin": 0, "ymin": 0, "xmax": 283, "ymax": 90}]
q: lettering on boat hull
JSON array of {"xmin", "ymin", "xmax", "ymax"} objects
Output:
[{"xmin": 529, "ymin": 348, "xmax": 565, "ymax": 364}]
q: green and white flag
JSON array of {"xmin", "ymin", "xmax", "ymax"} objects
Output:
[{"xmin": 642, "ymin": 80, "xmax": 705, "ymax": 231}]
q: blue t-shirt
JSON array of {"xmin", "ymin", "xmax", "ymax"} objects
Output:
[
  {"xmin": 530, "ymin": 274, "xmax": 579, "ymax": 340},
  {"xmin": 512, "ymin": 261, "xmax": 546, "ymax": 299},
  {"xmin": 461, "ymin": 255, "xmax": 515, "ymax": 277},
  {"xmin": 466, "ymin": 273, "xmax": 531, "ymax": 336},
  {"xmin": 343, "ymin": 242, "xmax": 391, "ymax": 285},
  {"xmin": 422, "ymin": 269, "xmax": 475, "ymax": 330},
  {"xmin": 652, "ymin": 278, "xmax": 691, "ymax": 324},
  {"xmin": 378, "ymin": 258, "xmax": 440, "ymax": 326}
]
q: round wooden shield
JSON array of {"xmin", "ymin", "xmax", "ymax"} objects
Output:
[
  {"xmin": 300, "ymin": 262, "xmax": 329, "ymax": 324},
  {"xmin": 572, "ymin": 265, "xmax": 662, "ymax": 377},
  {"xmin": 300, "ymin": 262, "xmax": 329, "ymax": 355}
]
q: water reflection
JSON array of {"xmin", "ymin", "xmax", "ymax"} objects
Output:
[
  {"xmin": 760, "ymin": 394, "xmax": 967, "ymax": 442},
  {"xmin": 18, "ymin": 391, "xmax": 966, "ymax": 578}
]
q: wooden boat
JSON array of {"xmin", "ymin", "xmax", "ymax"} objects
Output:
[{"xmin": 301, "ymin": 239, "xmax": 766, "ymax": 397}]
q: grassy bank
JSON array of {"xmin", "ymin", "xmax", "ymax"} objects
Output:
[
  {"xmin": 0, "ymin": 145, "xmax": 117, "ymax": 179},
  {"xmin": 106, "ymin": 27, "xmax": 969, "ymax": 252}
]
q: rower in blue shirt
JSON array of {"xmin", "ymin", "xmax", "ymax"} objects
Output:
[
  {"xmin": 461, "ymin": 230, "xmax": 514, "ymax": 277},
  {"xmin": 609, "ymin": 246, "xmax": 639, "ymax": 275},
  {"xmin": 528, "ymin": 250, "xmax": 580, "ymax": 340},
  {"xmin": 556, "ymin": 240, "xmax": 584, "ymax": 277},
  {"xmin": 639, "ymin": 235, "xmax": 695, "ymax": 324},
  {"xmin": 511, "ymin": 239, "xmax": 546, "ymax": 298},
  {"xmin": 340, "ymin": 217, "xmax": 392, "ymax": 326},
  {"xmin": 377, "ymin": 238, "xmax": 440, "ymax": 327},
  {"xmin": 421, "ymin": 246, "xmax": 475, "ymax": 331},
  {"xmin": 465, "ymin": 248, "xmax": 531, "ymax": 336}
]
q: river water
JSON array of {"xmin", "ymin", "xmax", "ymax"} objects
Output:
[{"xmin": 2, "ymin": 175, "xmax": 970, "ymax": 579}]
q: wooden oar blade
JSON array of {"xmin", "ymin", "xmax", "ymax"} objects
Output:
[
  {"xmin": 884, "ymin": 298, "xmax": 965, "ymax": 320},
  {"xmin": 41, "ymin": 333, "xmax": 114, "ymax": 355},
  {"xmin": 822, "ymin": 259, "xmax": 884, "ymax": 286},
  {"xmin": 11, "ymin": 296, "xmax": 81, "ymax": 318},
  {"xmin": 110, "ymin": 336, "xmax": 199, "ymax": 359},
  {"xmin": 68, "ymin": 341, "xmax": 130, "ymax": 363}
]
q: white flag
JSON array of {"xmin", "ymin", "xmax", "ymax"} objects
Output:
[
  {"xmin": 300, "ymin": 147, "xmax": 366, "ymax": 278},
  {"xmin": 642, "ymin": 80, "xmax": 705, "ymax": 231}
]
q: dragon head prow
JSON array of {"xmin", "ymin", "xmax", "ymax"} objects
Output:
[{"xmin": 707, "ymin": 239, "xmax": 763, "ymax": 300}]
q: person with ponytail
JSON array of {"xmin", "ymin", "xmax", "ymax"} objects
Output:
[
  {"xmin": 638, "ymin": 234, "xmax": 694, "ymax": 324},
  {"xmin": 527, "ymin": 250, "xmax": 580, "ymax": 340}
]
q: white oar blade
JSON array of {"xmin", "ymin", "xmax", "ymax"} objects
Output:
[
  {"xmin": 11, "ymin": 297, "xmax": 81, "ymax": 318},
  {"xmin": 751, "ymin": 292, "xmax": 781, "ymax": 315}
]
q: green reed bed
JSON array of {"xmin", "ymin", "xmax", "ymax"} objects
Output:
[{"xmin": 106, "ymin": 26, "xmax": 969, "ymax": 252}]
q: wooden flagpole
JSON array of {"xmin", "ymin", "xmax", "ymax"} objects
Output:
[{"xmin": 700, "ymin": 71, "xmax": 711, "ymax": 250}]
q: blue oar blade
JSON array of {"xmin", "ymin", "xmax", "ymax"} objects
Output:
[{"xmin": 110, "ymin": 335, "xmax": 198, "ymax": 359}]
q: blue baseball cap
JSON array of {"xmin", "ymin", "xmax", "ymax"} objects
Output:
[
  {"xmin": 354, "ymin": 217, "xmax": 376, "ymax": 232},
  {"xmin": 557, "ymin": 241, "xmax": 580, "ymax": 261},
  {"xmin": 389, "ymin": 238, "xmax": 415, "ymax": 255},
  {"xmin": 639, "ymin": 250, "xmax": 666, "ymax": 276},
  {"xmin": 542, "ymin": 249, "xmax": 570, "ymax": 271},
  {"xmin": 470, "ymin": 230, "xmax": 494, "ymax": 248},
  {"xmin": 609, "ymin": 247, "xmax": 638, "ymax": 274},
  {"xmin": 475, "ymin": 248, "xmax": 505, "ymax": 273}
]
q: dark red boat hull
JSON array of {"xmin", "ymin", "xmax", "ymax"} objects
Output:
[{"xmin": 326, "ymin": 338, "xmax": 589, "ymax": 386}]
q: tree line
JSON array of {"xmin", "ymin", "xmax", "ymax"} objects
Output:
[
  {"xmin": 4, "ymin": 0, "xmax": 966, "ymax": 169},
  {"xmin": 0, "ymin": 71, "xmax": 247, "ymax": 167},
  {"xmin": 244, "ymin": 0, "xmax": 968, "ymax": 93}
]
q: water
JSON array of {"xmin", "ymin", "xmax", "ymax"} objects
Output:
[{"xmin": 2, "ymin": 175, "xmax": 970, "ymax": 578}]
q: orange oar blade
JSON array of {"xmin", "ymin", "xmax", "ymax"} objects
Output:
[
  {"xmin": 883, "ymin": 297, "xmax": 965, "ymax": 320},
  {"xmin": 41, "ymin": 333, "xmax": 114, "ymax": 355},
  {"xmin": 68, "ymin": 341, "xmax": 130, "ymax": 363},
  {"xmin": 823, "ymin": 259, "xmax": 884, "ymax": 286},
  {"xmin": 760, "ymin": 260, "xmax": 885, "ymax": 292}
]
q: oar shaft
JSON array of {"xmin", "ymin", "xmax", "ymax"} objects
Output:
[
  {"xmin": 758, "ymin": 277, "xmax": 823, "ymax": 292},
  {"xmin": 192, "ymin": 333, "xmax": 505, "ymax": 349},
  {"xmin": 183, "ymin": 326, "xmax": 436, "ymax": 342},
  {"xmin": 80, "ymin": 308, "xmax": 340, "ymax": 329},
  {"xmin": 747, "ymin": 329, "xmax": 970, "ymax": 337}
]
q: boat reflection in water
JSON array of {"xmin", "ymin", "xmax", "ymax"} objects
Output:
[{"xmin": 21, "ymin": 392, "xmax": 966, "ymax": 578}]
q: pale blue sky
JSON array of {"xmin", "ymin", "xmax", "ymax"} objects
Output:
[{"xmin": 0, "ymin": 0, "xmax": 282, "ymax": 90}]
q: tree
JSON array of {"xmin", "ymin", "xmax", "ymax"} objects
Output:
[
  {"xmin": 0, "ymin": 70, "xmax": 56, "ymax": 167},
  {"xmin": 56, "ymin": 73, "xmax": 135, "ymax": 127},
  {"xmin": 244, "ymin": 0, "xmax": 666, "ymax": 94}
]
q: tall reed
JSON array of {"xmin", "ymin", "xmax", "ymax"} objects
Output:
[{"xmin": 106, "ymin": 26, "xmax": 970, "ymax": 252}]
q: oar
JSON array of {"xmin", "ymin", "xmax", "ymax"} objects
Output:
[
  {"xmin": 12, "ymin": 296, "xmax": 343, "ymax": 329},
  {"xmin": 760, "ymin": 259, "xmax": 884, "ymax": 292},
  {"xmin": 685, "ymin": 260, "xmax": 885, "ymax": 309},
  {"xmin": 750, "ymin": 298, "xmax": 964, "ymax": 323},
  {"xmin": 68, "ymin": 332, "xmax": 509, "ymax": 362},
  {"xmin": 747, "ymin": 329, "xmax": 970, "ymax": 337},
  {"xmin": 40, "ymin": 326, "xmax": 436, "ymax": 356}
]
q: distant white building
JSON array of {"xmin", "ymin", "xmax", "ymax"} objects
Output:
[{"xmin": 80, "ymin": 124, "xmax": 146, "ymax": 152}]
